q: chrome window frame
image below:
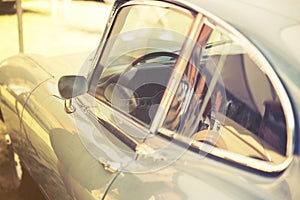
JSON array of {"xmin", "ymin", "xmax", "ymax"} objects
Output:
[
  {"xmin": 86, "ymin": 1, "xmax": 199, "ymax": 139},
  {"xmin": 157, "ymin": 4, "xmax": 294, "ymax": 172},
  {"xmin": 88, "ymin": 0, "xmax": 294, "ymax": 173},
  {"xmin": 201, "ymin": 18, "xmax": 295, "ymax": 173},
  {"xmin": 171, "ymin": 0, "xmax": 294, "ymax": 158}
]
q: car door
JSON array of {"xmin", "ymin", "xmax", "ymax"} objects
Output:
[
  {"xmin": 103, "ymin": 4, "xmax": 297, "ymax": 200},
  {"xmin": 82, "ymin": 0, "xmax": 195, "ymax": 169},
  {"xmin": 77, "ymin": 1, "xmax": 198, "ymax": 199}
]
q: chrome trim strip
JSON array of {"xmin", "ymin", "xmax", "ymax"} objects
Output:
[
  {"xmin": 193, "ymin": 140, "xmax": 294, "ymax": 173},
  {"xmin": 209, "ymin": 22, "xmax": 295, "ymax": 162},
  {"xmin": 78, "ymin": 95, "xmax": 152, "ymax": 139},
  {"xmin": 150, "ymin": 13, "xmax": 204, "ymax": 133},
  {"xmin": 159, "ymin": 127, "xmax": 293, "ymax": 173},
  {"xmin": 122, "ymin": 0, "xmax": 195, "ymax": 17},
  {"xmin": 77, "ymin": 96, "xmax": 164, "ymax": 156},
  {"xmin": 76, "ymin": 96, "xmax": 143, "ymax": 150},
  {"xmin": 198, "ymin": 18, "xmax": 230, "ymax": 119}
]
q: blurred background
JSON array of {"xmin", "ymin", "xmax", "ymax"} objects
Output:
[
  {"xmin": 0, "ymin": 0, "xmax": 113, "ymax": 61},
  {"xmin": 0, "ymin": 0, "xmax": 112, "ymax": 199}
]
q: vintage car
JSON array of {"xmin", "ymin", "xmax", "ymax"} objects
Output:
[{"xmin": 0, "ymin": 0, "xmax": 299, "ymax": 199}]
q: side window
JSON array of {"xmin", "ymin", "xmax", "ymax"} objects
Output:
[
  {"xmin": 163, "ymin": 26, "xmax": 287, "ymax": 164},
  {"xmin": 92, "ymin": 5, "xmax": 194, "ymax": 126}
]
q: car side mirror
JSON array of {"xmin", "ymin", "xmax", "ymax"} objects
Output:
[{"xmin": 58, "ymin": 75, "xmax": 88, "ymax": 113}]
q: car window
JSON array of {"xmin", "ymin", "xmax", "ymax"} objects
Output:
[
  {"xmin": 92, "ymin": 5, "xmax": 194, "ymax": 126},
  {"xmin": 162, "ymin": 25, "xmax": 288, "ymax": 164}
]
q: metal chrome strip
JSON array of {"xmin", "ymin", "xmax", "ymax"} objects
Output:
[
  {"xmin": 158, "ymin": 127, "xmax": 293, "ymax": 173},
  {"xmin": 150, "ymin": 13, "xmax": 205, "ymax": 134},
  {"xmin": 195, "ymin": 141, "xmax": 294, "ymax": 173},
  {"xmin": 88, "ymin": 109, "xmax": 140, "ymax": 150},
  {"xmin": 211, "ymin": 23, "xmax": 295, "ymax": 157},
  {"xmin": 122, "ymin": 0, "xmax": 195, "ymax": 17},
  {"xmin": 77, "ymin": 94, "xmax": 152, "ymax": 139},
  {"xmin": 76, "ymin": 96, "xmax": 146, "ymax": 151},
  {"xmin": 77, "ymin": 96, "xmax": 164, "ymax": 156}
]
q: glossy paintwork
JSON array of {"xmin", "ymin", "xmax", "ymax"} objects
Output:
[
  {"xmin": 0, "ymin": 0, "xmax": 299, "ymax": 199},
  {"xmin": 0, "ymin": 53, "xmax": 146, "ymax": 199},
  {"xmin": 0, "ymin": 54, "xmax": 117, "ymax": 199},
  {"xmin": 106, "ymin": 153, "xmax": 300, "ymax": 200}
]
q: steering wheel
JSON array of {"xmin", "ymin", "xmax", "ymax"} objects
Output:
[
  {"xmin": 126, "ymin": 52, "xmax": 178, "ymax": 123},
  {"xmin": 130, "ymin": 84, "xmax": 166, "ymax": 124},
  {"xmin": 129, "ymin": 51, "xmax": 179, "ymax": 68},
  {"xmin": 111, "ymin": 51, "xmax": 177, "ymax": 124}
]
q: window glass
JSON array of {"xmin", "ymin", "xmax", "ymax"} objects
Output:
[
  {"xmin": 93, "ymin": 5, "xmax": 193, "ymax": 126},
  {"xmin": 163, "ymin": 27, "xmax": 287, "ymax": 163}
]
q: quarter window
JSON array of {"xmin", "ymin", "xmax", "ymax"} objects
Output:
[{"xmin": 163, "ymin": 26, "xmax": 287, "ymax": 164}]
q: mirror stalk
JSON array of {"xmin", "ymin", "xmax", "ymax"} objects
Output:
[{"xmin": 64, "ymin": 99, "xmax": 76, "ymax": 114}]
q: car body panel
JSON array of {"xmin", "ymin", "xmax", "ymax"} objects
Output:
[
  {"xmin": 0, "ymin": 55, "xmax": 51, "ymax": 130},
  {"xmin": 106, "ymin": 152, "xmax": 300, "ymax": 200},
  {"xmin": 0, "ymin": 54, "xmax": 118, "ymax": 199}
]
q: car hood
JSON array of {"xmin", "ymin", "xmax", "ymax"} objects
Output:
[{"xmin": 26, "ymin": 51, "xmax": 95, "ymax": 78}]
